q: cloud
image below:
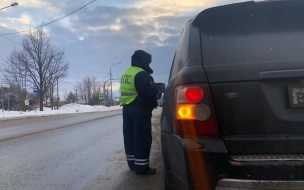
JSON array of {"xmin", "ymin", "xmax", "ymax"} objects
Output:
[
  {"xmin": 1, "ymin": 0, "xmax": 238, "ymax": 90},
  {"xmin": 3, "ymin": 0, "xmax": 221, "ymax": 48},
  {"xmin": 136, "ymin": 0, "xmax": 215, "ymax": 13},
  {"xmin": 0, "ymin": 23, "xmax": 7, "ymax": 28},
  {"xmin": 88, "ymin": 24, "xmax": 123, "ymax": 32},
  {"xmin": 62, "ymin": 0, "xmax": 230, "ymax": 49},
  {"xmin": 136, "ymin": 0, "xmax": 237, "ymax": 14},
  {"xmin": 43, "ymin": 1, "xmax": 196, "ymax": 85},
  {"xmin": 48, "ymin": 5, "xmax": 186, "ymax": 51},
  {"xmin": 112, "ymin": 82, "xmax": 121, "ymax": 91},
  {"xmin": 6, "ymin": 13, "xmax": 32, "ymax": 25}
]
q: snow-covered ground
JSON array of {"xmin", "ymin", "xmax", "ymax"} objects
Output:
[{"xmin": 0, "ymin": 103, "xmax": 122, "ymax": 120}]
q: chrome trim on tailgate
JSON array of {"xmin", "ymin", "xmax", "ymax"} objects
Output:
[
  {"xmin": 216, "ymin": 179, "xmax": 304, "ymax": 190},
  {"xmin": 231, "ymin": 154, "xmax": 304, "ymax": 161}
]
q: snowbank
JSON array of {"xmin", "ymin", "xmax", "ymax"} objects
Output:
[{"xmin": 0, "ymin": 104, "xmax": 122, "ymax": 120}]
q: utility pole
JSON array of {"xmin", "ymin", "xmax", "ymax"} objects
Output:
[
  {"xmin": 103, "ymin": 82, "xmax": 106, "ymax": 106},
  {"xmin": 1, "ymin": 68, "xmax": 3, "ymax": 112},
  {"xmin": 24, "ymin": 72, "xmax": 27, "ymax": 111},
  {"xmin": 75, "ymin": 89, "xmax": 78, "ymax": 104},
  {"xmin": 56, "ymin": 76, "xmax": 59, "ymax": 109},
  {"xmin": 110, "ymin": 71, "xmax": 112, "ymax": 106},
  {"xmin": 34, "ymin": 87, "xmax": 36, "ymax": 113},
  {"xmin": 103, "ymin": 79, "xmax": 113, "ymax": 107},
  {"xmin": 7, "ymin": 88, "xmax": 9, "ymax": 111},
  {"xmin": 33, "ymin": 84, "xmax": 37, "ymax": 113},
  {"xmin": 1, "ymin": 85, "xmax": 3, "ymax": 113}
]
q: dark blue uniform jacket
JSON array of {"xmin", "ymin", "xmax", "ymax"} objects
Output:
[{"xmin": 128, "ymin": 50, "xmax": 160, "ymax": 109}]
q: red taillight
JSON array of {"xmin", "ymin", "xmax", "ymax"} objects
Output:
[
  {"xmin": 184, "ymin": 87, "xmax": 204, "ymax": 103},
  {"xmin": 173, "ymin": 84, "xmax": 219, "ymax": 136}
]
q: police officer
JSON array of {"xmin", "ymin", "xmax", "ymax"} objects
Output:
[{"xmin": 120, "ymin": 50, "xmax": 161, "ymax": 175}]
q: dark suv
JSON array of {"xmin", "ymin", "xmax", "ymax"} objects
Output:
[{"xmin": 161, "ymin": 1, "xmax": 304, "ymax": 189}]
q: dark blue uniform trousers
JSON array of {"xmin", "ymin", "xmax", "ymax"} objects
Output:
[{"xmin": 123, "ymin": 106, "xmax": 152, "ymax": 174}]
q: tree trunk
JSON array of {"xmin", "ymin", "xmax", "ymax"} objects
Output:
[{"xmin": 40, "ymin": 93, "xmax": 43, "ymax": 111}]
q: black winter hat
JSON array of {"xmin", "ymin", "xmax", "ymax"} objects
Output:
[{"xmin": 131, "ymin": 50, "xmax": 153, "ymax": 74}]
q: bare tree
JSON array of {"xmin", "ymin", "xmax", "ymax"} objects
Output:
[
  {"xmin": 2, "ymin": 49, "xmax": 25, "ymax": 88},
  {"xmin": 1, "ymin": 55, "xmax": 27, "ymax": 111},
  {"xmin": 75, "ymin": 76, "xmax": 103, "ymax": 105},
  {"xmin": 66, "ymin": 92, "xmax": 77, "ymax": 103},
  {"xmin": 84, "ymin": 77, "xmax": 93, "ymax": 105},
  {"xmin": 45, "ymin": 79, "xmax": 56, "ymax": 110},
  {"xmin": 75, "ymin": 81, "xmax": 85, "ymax": 104},
  {"xmin": 3, "ymin": 29, "xmax": 69, "ymax": 111}
]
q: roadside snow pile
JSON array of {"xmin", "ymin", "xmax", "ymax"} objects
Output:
[
  {"xmin": 0, "ymin": 104, "xmax": 122, "ymax": 120},
  {"xmin": 59, "ymin": 104, "xmax": 121, "ymax": 113}
]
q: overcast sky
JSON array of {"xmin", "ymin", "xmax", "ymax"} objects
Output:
[{"xmin": 0, "ymin": 0, "xmax": 246, "ymax": 97}]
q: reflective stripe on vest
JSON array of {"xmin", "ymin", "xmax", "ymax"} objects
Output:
[{"xmin": 120, "ymin": 66, "xmax": 145, "ymax": 106}]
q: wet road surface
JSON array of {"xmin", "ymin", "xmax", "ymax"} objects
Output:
[{"xmin": 0, "ymin": 111, "xmax": 164, "ymax": 190}]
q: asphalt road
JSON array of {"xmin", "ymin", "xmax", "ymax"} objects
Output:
[
  {"xmin": 0, "ymin": 110, "xmax": 164, "ymax": 190},
  {"xmin": 0, "ymin": 111, "xmax": 122, "ymax": 142}
]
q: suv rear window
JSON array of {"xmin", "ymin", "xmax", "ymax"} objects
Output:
[
  {"xmin": 169, "ymin": 22, "xmax": 190, "ymax": 80},
  {"xmin": 199, "ymin": 4, "xmax": 304, "ymax": 65}
]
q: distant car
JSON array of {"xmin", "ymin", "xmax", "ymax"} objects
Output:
[{"xmin": 161, "ymin": 1, "xmax": 304, "ymax": 190}]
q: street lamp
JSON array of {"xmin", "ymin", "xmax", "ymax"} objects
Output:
[
  {"xmin": 0, "ymin": 2, "xmax": 18, "ymax": 11},
  {"xmin": 110, "ymin": 62, "xmax": 121, "ymax": 106},
  {"xmin": 103, "ymin": 79, "xmax": 111, "ymax": 106},
  {"xmin": 103, "ymin": 78, "xmax": 120, "ymax": 106}
]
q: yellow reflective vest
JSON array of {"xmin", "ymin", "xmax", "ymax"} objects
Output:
[{"xmin": 120, "ymin": 66, "xmax": 145, "ymax": 106}]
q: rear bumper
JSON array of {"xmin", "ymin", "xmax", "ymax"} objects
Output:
[
  {"xmin": 161, "ymin": 133, "xmax": 304, "ymax": 190},
  {"xmin": 216, "ymin": 179, "xmax": 304, "ymax": 190}
]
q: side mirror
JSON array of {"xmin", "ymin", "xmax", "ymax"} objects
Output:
[{"xmin": 155, "ymin": 83, "xmax": 166, "ymax": 93}]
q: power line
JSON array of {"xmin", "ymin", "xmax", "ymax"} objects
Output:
[
  {"xmin": 0, "ymin": 34, "xmax": 22, "ymax": 45},
  {"xmin": 70, "ymin": 65, "xmax": 108, "ymax": 74},
  {"xmin": 62, "ymin": 80, "xmax": 77, "ymax": 87},
  {"xmin": 0, "ymin": 35, "xmax": 108, "ymax": 76},
  {"xmin": 0, "ymin": 34, "xmax": 107, "ymax": 75},
  {"xmin": 0, "ymin": 0, "xmax": 96, "ymax": 36},
  {"xmin": 0, "ymin": 2, "xmax": 107, "ymax": 77},
  {"xmin": 0, "ymin": 0, "xmax": 96, "ymax": 45}
]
